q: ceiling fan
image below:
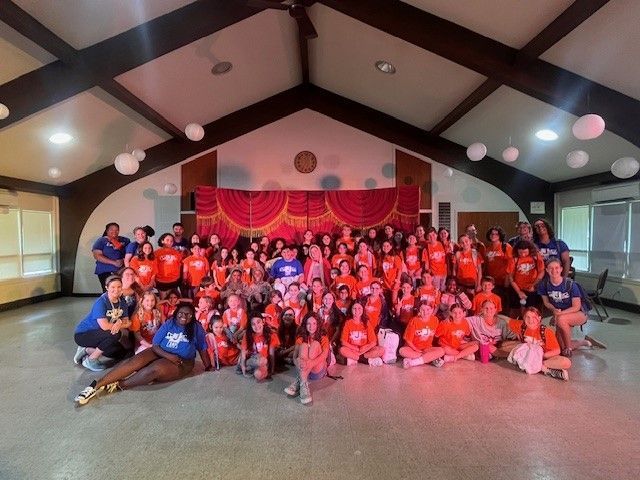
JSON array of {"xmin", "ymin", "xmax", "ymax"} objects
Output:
[{"xmin": 247, "ymin": 0, "xmax": 318, "ymax": 39}]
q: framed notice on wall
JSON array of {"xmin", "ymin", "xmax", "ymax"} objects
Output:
[{"xmin": 530, "ymin": 201, "xmax": 545, "ymax": 214}]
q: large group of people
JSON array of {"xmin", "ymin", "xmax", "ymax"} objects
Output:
[{"xmin": 73, "ymin": 219, "xmax": 606, "ymax": 406}]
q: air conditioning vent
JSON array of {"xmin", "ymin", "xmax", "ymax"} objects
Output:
[
  {"xmin": 438, "ymin": 202, "xmax": 451, "ymax": 230},
  {"xmin": 591, "ymin": 182, "xmax": 640, "ymax": 203}
]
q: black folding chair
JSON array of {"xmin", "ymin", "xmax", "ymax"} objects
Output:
[{"xmin": 587, "ymin": 269, "xmax": 609, "ymax": 321}]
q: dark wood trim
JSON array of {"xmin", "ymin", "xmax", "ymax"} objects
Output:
[
  {"xmin": 0, "ymin": 292, "xmax": 62, "ymax": 313},
  {"xmin": 59, "ymin": 85, "xmax": 309, "ymax": 294},
  {"xmin": 430, "ymin": 79, "xmax": 501, "ymax": 136},
  {"xmin": 517, "ymin": 0, "xmax": 610, "ymax": 62},
  {"xmin": 303, "ymin": 84, "xmax": 553, "ymax": 224},
  {"xmin": 97, "ymin": 79, "xmax": 186, "ymax": 139},
  {"xmin": 318, "ymin": 0, "xmax": 640, "ymax": 149},
  {"xmin": 299, "ymin": 31, "xmax": 310, "ymax": 84},
  {"xmin": 0, "ymin": 175, "xmax": 61, "ymax": 196},
  {"xmin": 551, "ymin": 171, "xmax": 639, "ymax": 192},
  {"xmin": 0, "ymin": 0, "xmax": 263, "ymax": 130}
]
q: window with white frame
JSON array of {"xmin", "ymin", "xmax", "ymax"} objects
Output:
[
  {"xmin": 0, "ymin": 208, "xmax": 56, "ymax": 280},
  {"xmin": 560, "ymin": 200, "xmax": 640, "ymax": 280}
]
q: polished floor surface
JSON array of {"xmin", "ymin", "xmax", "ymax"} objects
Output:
[{"xmin": 1, "ymin": 297, "xmax": 639, "ymax": 480}]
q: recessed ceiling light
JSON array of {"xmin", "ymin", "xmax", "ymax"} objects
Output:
[
  {"xmin": 535, "ymin": 129, "xmax": 558, "ymax": 141},
  {"xmin": 49, "ymin": 132, "xmax": 73, "ymax": 144},
  {"xmin": 211, "ymin": 61, "xmax": 233, "ymax": 75},
  {"xmin": 375, "ymin": 60, "xmax": 396, "ymax": 74}
]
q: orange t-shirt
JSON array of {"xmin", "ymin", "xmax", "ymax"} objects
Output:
[
  {"xmin": 422, "ymin": 242, "xmax": 447, "ymax": 277},
  {"xmin": 380, "ymin": 255, "xmax": 403, "ymax": 289},
  {"xmin": 483, "ymin": 242, "xmax": 512, "ymax": 284},
  {"xmin": 396, "ymin": 295, "xmax": 416, "ymax": 325},
  {"xmin": 263, "ymin": 303, "xmax": 282, "ymax": 330},
  {"xmin": 241, "ymin": 332, "xmax": 280, "ymax": 358},
  {"xmin": 295, "ymin": 334, "xmax": 329, "ymax": 351},
  {"xmin": 331, "ymin": 253, "xmax": 354, "ymax": 270},
  {"xmin": 415, "ymin": 285, "xmax": 441, "ymax": 306},
  {"xmin": 155, "ymin": 247, "xmax": 183, "ymax": 283},
  {"xmin": 182, "ymin": 255, "xmax": 210, "ymax": 287},
  {"xmin": 364, "ymin": 295, "xmax": 382, "ymax": 329},
  {"xmin": 284, "ymin": 298, "xmax": 308, "ymax": 325},
  {"xmin": 355, "ymin": 278, "xmax": 375, "ymax": 299},
  {"xmin": 196, "ymin": 309, "xmax": 213, "ymax": 331},
  {"xmin": 435, "ymin": 319, "xmax": 471, "ymax": 349},
  {"xmin": 211, "ymin": 261, "xmax": 228, "ymax": 287},
  {"xmin": 508, "ymin": 320, "xmax": 560, "ymax": 353},
  {"xmin": 335, "ymin": 298, "xmax": 352, "ymax": 316},
  {"xmin": 403, "ymin": 245, "xmax": 421, "ymax": 274},
  {"xmin": 222, "ymin": 307, "xmax": 247, "ymax": 330},
  {"xmin": 472, "ymin": 292, "xmax": 503, "ymax": 314},
  {"xmin": 511, "ymin": 255, "xmax": 544, "ymax": 291},
  {"xmin": 207, "ymin": 333, "xmax": 240, "ymax": 366},
  {"xmin": 403, "ymin": 315, "xmax": 439, "ymax": 350},
  {"xmin": 340, "ymin": 319, "xmax": 375, "ymax": 347},
  {"xmin": 240, "ymin": 259, "xmax": 256, "ymax": 285},
  {"xmin": 334, "ymin": 274, "xmax": 358, "ymax": 298},
  {"xmin": 195, "ymin": 287, "xmax": 220, "ymax": 303},
  {"xmin": 455, "ymin": 250, "xmax": 483, "ymax": 286},
  {"xmin": 338, "ymin": 237, "xmax": 356, "ymax": 253},
  {"xmin": 354, "ymin": 251, "xmax": 376, "ymax": 272},
  {"xmin": 129, "ymin": 257, "xmax": 157, "ymax": 287},
  {"xmin": 130, "ymin": 309, "xmax": 162, "ymax": 343}
]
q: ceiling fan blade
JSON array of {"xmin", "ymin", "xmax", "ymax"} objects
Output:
[
  {"xmin": 246, "ymin": 0, "xmax": 288, "ymax": 10},
  {"xmin": 290, "ymin": 6, "xmax": 318, "ymax": 39}
]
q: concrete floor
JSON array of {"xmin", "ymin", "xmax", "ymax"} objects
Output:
[{"xmin": 0, "ymin": 297, "xmax": 639, "ymax": 480}]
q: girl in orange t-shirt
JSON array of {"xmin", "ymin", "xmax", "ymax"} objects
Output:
[
  {"xmin": 239, "ymin": 250, "xmax": 257, "ymax": 285},
  {"xmin": 363, "ymin": 280, "xmax": 388, "ymax": 331},
  {"xmin": 264, "ymin": 290, "xmax": 283, "ymax": 331},
  {"xmin": 130, "ymin": 291, "xmax": 164, "ymax": 354},
  {"xmin": 335, "ymin": 285, "xmax": 353, "ymax": 316},
  {"xmin": 353, "ymin": 241, "xmax": 376, "ymax": 273},
  {"xmin": 399, "ymin": 302, "xmax": 445, "ymax": 368},
  {"xmin": 454, "ymin": 234, "xmax": 483, "ymax": 295},
  {"xmin": 334, "ymin": 260, "xmax": 358, "ymax": 299},
  {"xmin": 354, "ymin": 264, "xmax": 376, "ymax": 299},
  {"xmin": 276, "ymin": 307, "xmax": 298, "ymax": 368},
  {"xmin": 331, "ymin": 243, "xmax": 354, "ymax": 270},
  {"xmin": 195, "ymin": 296, "xmax": 216, "ymax": 332},
  {"xmin": 508, "ymin": 240, "xmax": 545, "ymax": 317},
  {"xmin": 339, "ymin": 302, "xmax": 384, "ymax": 366},
  {"xmin": 207, "ymin": 317, "xmax": 240, "ymax": 368},
  {"xmin": 182, "ymin": 244, "xmax": 210, "ymax": 298},
  {"xmin": 392, "ymin": 280, "xmax": 416, "ymax": 326},
  {"xmin": 379, "ymin": 240, "xmax": 403, "ymax": 292},
  {"xmin": 402, "ymin": 234, "xmax": 422, "ymax": 285},
  {"xmin": 239, "ymin": 314, "xmax": 279, "ymax": 380},
  {"xmin": 422, "ymin": 228, "xmax": 449, "ymax": 291},
  {"xmin": 435, "ymin": 303, "xmax": 478, "ymax": 363},
  {"xmin": 415, "ymin": 271, "xmax": 441, "ymax": 307},
  {"xmin": 222, "ymin": 294, "xmax": 248, "ymax": 340},
  {"xmin": 129, "ymin": 241, "xmax": 158, "ymax": 291},
  {"xmin": 155, "ymin": 233, "xmax": 183, "ymax": 298},
  {"xmin": 507, "ymin": 307, "xmax": 571, "ymax": 380},
  {"xmin": 211, "ymin": 247, "xmax": 231, "ymax": 289},
  {"xmin": 284, "ymin": 313, "xmax": 331, "ymax": 405}
]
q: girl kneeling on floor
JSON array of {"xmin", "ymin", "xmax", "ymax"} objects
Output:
[
  {"xmin": 339, "ymin": 302, "xmax": 385, "ymax": 366},
  {"xmin": 206, "ymin": 317, "xmax": 239, "ymax": 369},
  {"xmin": 507, "ymin": 307, "xmax": 571, "ymax": 381},
  {"xmin": 435, "ymin": 303, "xmax": 478, "ymax": 363},
  {"xmin": 74, "ymin": 303, "xmax": 212, "ymax": 405},
  {"xmin": 284, "ymin": 313, "xmax": 330, "ymax": 405},
  {"xmin": 399, "ymin": 302, "xmax": 445, "ymax": 369},
  {"xmin": 239, "ymin": 313, "xmax": 279, "ymax": 381}
]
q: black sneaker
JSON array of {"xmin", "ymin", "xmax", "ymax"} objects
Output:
[
  {"xmin": 74, "ymin": 381, "xmax": 101, "ymax": 405},
  {"xmin": 545, "ymin": 368, "xmax": 569, "ymax": 381},
  {"xmin": 561, "ymin": 348, "xmax": 572, "ymax": 358}
]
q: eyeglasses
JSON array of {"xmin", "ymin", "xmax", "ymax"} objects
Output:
[{"xmin": 177, "ymin": 311, "xmax": 194, "ymax": 319}]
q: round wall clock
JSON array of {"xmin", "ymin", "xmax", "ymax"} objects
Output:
[{"xmin": 294, "ymin": 151, "xmax": 317, "ymax": 173}]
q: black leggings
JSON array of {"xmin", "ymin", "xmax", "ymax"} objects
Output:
[{"xmin": 75, "ymin": 330, "xmax": 126, "ymax": 359}]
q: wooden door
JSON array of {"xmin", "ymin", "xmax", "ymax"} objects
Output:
[{"xmin": 457, "ymin": 211, "xmax": 519, "ymax": 242}]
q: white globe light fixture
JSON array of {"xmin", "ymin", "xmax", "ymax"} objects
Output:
[
  {"xmin": 444, "ymin": 167, "xmax": 454, "ymax": 177},
  {"xmin": 572, "ymin": 114, "xmax": 605, "ymax": 140},
  {"xmin": 163, "ymin": 183, "xmax": 178, "ymax": 195},
  {"xmin": 114, "ymin": 152, "xmax": 139, "ymax": 175},
  {"xmin": 466, "ymin": 142, "xmax": 487, "ymax": 161},
  {"xmin": 502, "ymin": 146, "xmax": 519, "ymax": 163},
  {"xmin": 611, "ymin": 157, "xmax": 639, "ymax": 179},
  {"xmin": 0, "ymin": 103, "xmax": 9, "ymax": 120},
  {"xmin": 132, "ymin": 148, "xmax": 146, "ymax": 162},
  {"xmin": 48, "ymin": 167, "xmax": 62, "ymax": 179},
  {"xmin": 185, "ymin": 123, "xmax": 205, "ymax": 141},
  {"xmin": 566, "ymin": 150, "xmax": 589, "ymax": 169}
]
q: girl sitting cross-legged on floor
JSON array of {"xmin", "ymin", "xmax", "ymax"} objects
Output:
[
  {"xmin": 238, "ymin": 313, "xmax": 279, "ymax": 381},
  {"xmin": 399, "ymin": 301, "xmax": 445, "ymax": 369},
  {"xmin": 338, "ymin": 302, "xmax": 385, "ymax": 367},
  {"xmin": 435, "ymin": 303, "xmax": 478, "ymax": 364}
]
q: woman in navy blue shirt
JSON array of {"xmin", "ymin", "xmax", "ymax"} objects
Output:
[
  {"xmin": 92, "ymin": 222, "xmax": 130, "ymax": 291},
  {"xmin": 75, "ymin": 303, "xmax": 212, "ymax": 405}
]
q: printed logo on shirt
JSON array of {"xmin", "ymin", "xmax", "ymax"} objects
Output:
[
  {"xmin": 382, "ymin": 261, "xmax": 392, "ymax": 272},
  {"xmin": 349, "ymin": 330, "xmax": 367, "ymax": 343},
  {"xmin": 406, "ymin": 254, "xmax": 418, "ymax": 264},
  {"xmin": 485, "ymin": 250, "xmax": 503, "ymax": 260},
  {"xmin": 453, "ymin": 329, "xmax": 466, "ymax": 339},
  {"xmin": 190, "ymin": 260, "xmax": 206, "ymax": 269},
  {"xmin": 165, "ymin": 332, "xmax": 188, "ymax": 349},
  {"xmin": 548, "ymin": 290, "xmax": 570, "ymax": 303},
  {"xmin": 160, "ymin": 254, "xmax": 178, "ymax": 264},
  {"xmin": 278, "ymin": 265, "xmax": 296, "ymax": 276},
  {"xmin": 415, "ymin": 327, "xmax": 433, "ymax": 338},
  {"xmin": 107, "ymin": 307, "xmax": 124, "ymax": 323},
  {"xmin": 360, "ymin": 286, "xmax": 371, "ymax": 296},
  {"xmin": 539, "ymin": 248, "xmax": 558, "ymax": 259},
  {"xmin": 517, "ymin": 262, "xmax": 536, "ymax": 274},
  {"xmin": 429, "ymin": 251, "xmax": 444, "ymax": 261}
]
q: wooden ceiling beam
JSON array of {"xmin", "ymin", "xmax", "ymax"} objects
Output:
[
  {"xmin": 0, "ymin": 0, "xmax": 262, "ymax": 130},
  {"xmin": 319, "ymin": 0, "xmax": 640, "ymax": 148}
]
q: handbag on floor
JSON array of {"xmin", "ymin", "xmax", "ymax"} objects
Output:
[
  {"xmin": 377, "ymin": 328, "xmax": 399, "ymax": 364},
  {"xmin": 507, "ymin": 340, "xmax": 544, "ymax": 374}
]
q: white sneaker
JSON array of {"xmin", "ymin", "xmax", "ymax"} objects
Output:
[
  {"xmin": 464, "ymin": 354, "xmax": 476, "ymax": 361},
  {"xmin": 73, "ymin": 346, "xmax": 87, "ymax": 365},
  {"xmin": 402, "ymin": 358, "xmax": 412, "ymax": 369},
  {"xmin": 74, "ymin": 383, "xmax": 101, "ymax": 405},
  {"xmin": 346, "ymin": 358, "xmax": 358, "ymax": 366},
  {"xmin": 368, "ymin": 357, "xmax": 383, "ymax": 367}
]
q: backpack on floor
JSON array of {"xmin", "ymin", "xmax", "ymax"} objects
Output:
[{"xmin": 377, "ymin": 328, "xmax": 399, "ymax": 364}]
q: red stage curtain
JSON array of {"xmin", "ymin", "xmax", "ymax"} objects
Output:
[{"xmin": 196, "ymin": 186, "xmax": 419, "ymax": 247}]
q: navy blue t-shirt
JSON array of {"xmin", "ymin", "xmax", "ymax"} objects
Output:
[
  {"xmin": 535, "ymin": 238, "xmax": 569, "ymax": 262},
  {"xmin": 125, "ymin": 242, "xmax": 140, "ymax": 257},
  {"xmin": 75, "ymin": 293, "xmax": 129, "ymax": 334},
  {"xmin": 92, "ymin": 236, "xmax": 130, "ymax": 274},
  {"xmin": 152, "ymin": 319, "xmax": 207, "ymax": 360},
  {"xmin": 537, "ymin": 278, "xmax": 580, "ymax": 311},
  {"xmin": 270, "ymin": 258, "xmax": 304, "ymax": 279}
]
